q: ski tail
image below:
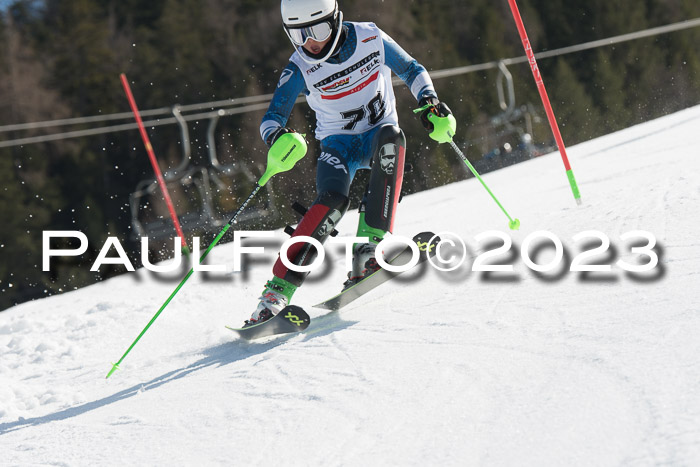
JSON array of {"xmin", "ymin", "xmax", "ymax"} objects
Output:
[{"xmin": 227, "ymin": 305, "xmax": 310, "ymax": 341}]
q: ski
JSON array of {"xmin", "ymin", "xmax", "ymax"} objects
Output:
[
  {"xmin": 226, "ymin": 305, "xmax": 310, "ymax": 341},
  {"xmin": 227, "ymin": 232, "xmax": 439, "ymax": 341},
  {"xmin": 314, "ymin": 231, "xmax": 440, "ymax": 311}
]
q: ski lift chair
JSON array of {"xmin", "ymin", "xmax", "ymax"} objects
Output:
[{"xmin": 204, "ymin": 109, "xmax": 278, "ymax": 228}]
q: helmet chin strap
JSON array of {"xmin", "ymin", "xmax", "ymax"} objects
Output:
[{"xmin": 292, "ymin": 11, "xmax": 344, "ymax": 65}]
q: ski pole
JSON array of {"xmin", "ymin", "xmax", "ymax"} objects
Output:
[
  {"xmin": 445, "ymin": 132, "xmax": 520, "ymax": 230},
  {"xmin": 414, "ymin": 105, "xmax": 520, "ymax": 230},
  {"xmin": 120, "ymin": 73, "xmax": 191, "ymax": 256},
  {"xmin": 106, "ymin": 132, "xmax": 308, "ymax": 379},
  {"xmin": 506, "ymin": 0, "xmax": 582, "ymax": 205}
]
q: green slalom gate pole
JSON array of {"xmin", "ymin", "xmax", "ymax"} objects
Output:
[{"xmin": 106, "ymin": 132, "xmax": 307, "ymax": 379}]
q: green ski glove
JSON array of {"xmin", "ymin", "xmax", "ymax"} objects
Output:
[
  {"xmin": 259, "ymin": 129, "xmax": 307, "ymax": 186},
  {"xmin": 414, "ymin": 98, "xmax": 457, "ymax": 144}
]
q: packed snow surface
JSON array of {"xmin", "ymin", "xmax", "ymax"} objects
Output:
[{"xmin": 2, "ymin": 106, "xmax": 700, "ymax": 465}]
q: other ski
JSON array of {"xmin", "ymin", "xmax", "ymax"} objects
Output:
[{"xmin": 314, "ymin": 231, "xmax": 440, "ymax": 311}]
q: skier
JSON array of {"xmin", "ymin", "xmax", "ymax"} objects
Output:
[{"xmin": 247, "ymin": 0, "xmax": 455, "ymax": 325}]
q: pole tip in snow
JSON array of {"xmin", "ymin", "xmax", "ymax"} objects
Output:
[
  {"xmin": 106, "ymin": 363, "xmax": 120, "ymax": 379},
  {"xmin": 509, "ymin": 218, "xmax": 521, "ymax": 230},
  {"xmin": 575, "ymin": 198, "xmax": 583, "ymax": 206}
]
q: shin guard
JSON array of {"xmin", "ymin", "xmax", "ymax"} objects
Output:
[
  {"xmin": 361, "ymin": 125, "xmax": 406, "ymax": 236},
  {"xmin": 273, "ymin": 191, "xmax": 349, "ymax": 287}
]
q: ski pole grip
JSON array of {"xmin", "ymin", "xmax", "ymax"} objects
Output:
[{"xmin": 259, "ymin": 132, "xmax": 308, "ymax": 186}]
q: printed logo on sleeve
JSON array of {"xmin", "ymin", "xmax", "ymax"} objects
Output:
[{"xmin": 278, "ymin": 68, "xmax": 294, "ymax": 88}]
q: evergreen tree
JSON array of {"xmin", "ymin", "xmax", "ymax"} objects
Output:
[
  {"xmin": 589, "ymin": 49, "xmax": 631, "ymax": 132},
  {"xmin": 43, "ymin": 0, "xmax": 121, "ymax": 115},
  {"xmin": 2, "ymin": 0, "xmax": 700, "ymax": 311},
  {"xmin": 549, "ymin": 58, "xmax": 602, "ymax": 144}
]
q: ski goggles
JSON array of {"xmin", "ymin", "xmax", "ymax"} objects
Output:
[{"xmin": 286, "ymin": 21, "xmax": 333, "ymax": 46}]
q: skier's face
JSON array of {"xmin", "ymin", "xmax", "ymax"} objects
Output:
[{"xmin": 302, "ymin": 36, "xmax": 332, "ymax": 55}]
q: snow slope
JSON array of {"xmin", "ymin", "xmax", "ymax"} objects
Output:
[{"xmin": 1, "ymin": 106, "xmax": 700, "ymax": 466}]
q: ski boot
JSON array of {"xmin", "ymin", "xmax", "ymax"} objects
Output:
[
  {"xmin": 342, "ymin": 242, "xmax": 381, "ymax": 291},
  {"xmin": 245, "ymin": 277, "xmax": 297, "ymax": 327}
]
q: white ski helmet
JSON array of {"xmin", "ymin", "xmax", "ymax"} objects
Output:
[{"xmin": 280, "ymin": 0, "xmax": 344, "ymax": 64}]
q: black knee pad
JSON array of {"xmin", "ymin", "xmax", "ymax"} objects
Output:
[
  {"xmin": 273, "ymin": 190, "xmax": 349, "ymax": 286},
  {"xmin": 363, "ymin": 125, "xmax": 406, "ymax": 233}
]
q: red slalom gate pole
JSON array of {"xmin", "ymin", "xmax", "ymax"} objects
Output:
[
  {"xmin": 506, "ymin": 0, "xmax": 582, "ymax": 205},
  {"xmin": 120, "ymin": 73, "xmax": 190, "ymax": 255}
]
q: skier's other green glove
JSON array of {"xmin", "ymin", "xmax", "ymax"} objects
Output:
[{"xmin": 413, "ymin": 97, "xmax": 457, "ymax": 144}]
